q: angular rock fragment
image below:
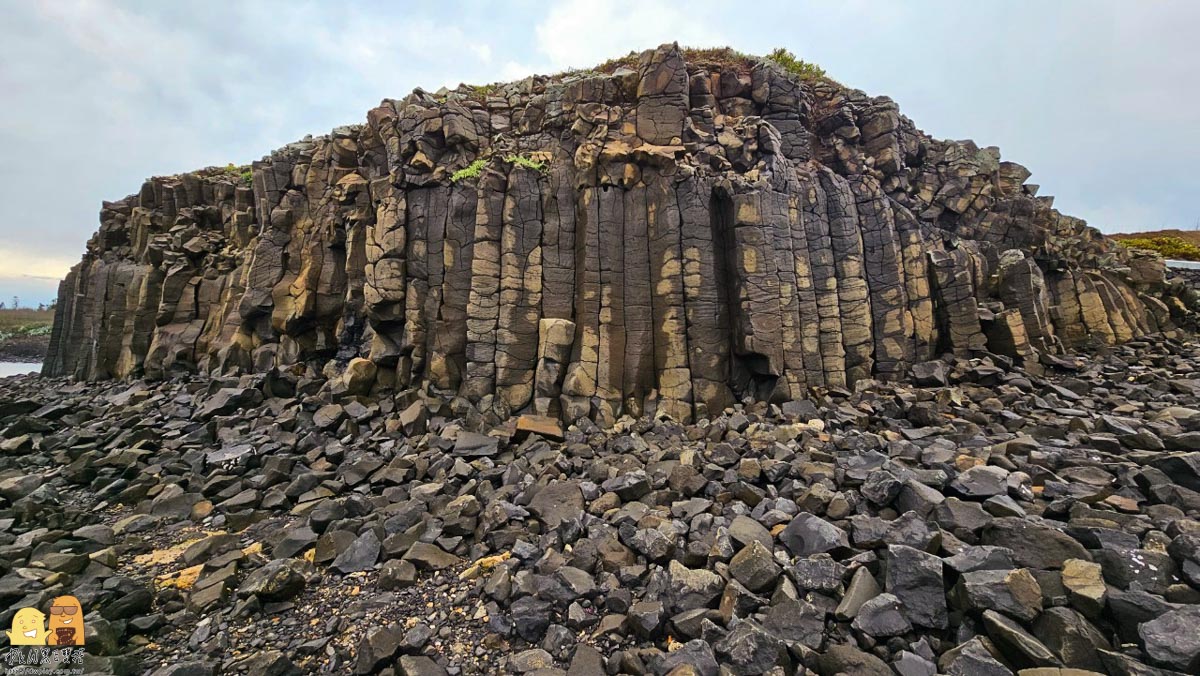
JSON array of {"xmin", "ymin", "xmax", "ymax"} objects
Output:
[{"xmin": 886, "ymin": 545, "xmax": 948, "ymax": 629}]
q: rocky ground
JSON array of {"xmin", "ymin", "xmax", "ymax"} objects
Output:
[
  {"xmin": 3, "ymin": 338, "xmax": 1200, "ymax": 676},
  {"xmin": 0, "ymin": 334, "xmax": 49, "ymax": 363}
]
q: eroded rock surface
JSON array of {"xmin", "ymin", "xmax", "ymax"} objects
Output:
[{"xmin": 44, "ymin": 45, "xmax": 1193, "ymax": 427}]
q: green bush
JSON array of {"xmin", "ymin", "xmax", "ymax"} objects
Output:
[
  {"xmin": 505, "ymin": 154, "xmax": 547, "ymax": 173},
  {"xmin": 240, "ymin": 170, "xmax": 253, "ymax": 184},
  {"xmin": 1117, "ymin": 236, "xmax": 1200, "ymax": 261},
  {"xmin": 469, "ymin": 83, "xmax": 498, "ymax": 98},
  {"xmin": 451, "ymin": 158, "xmax": 488, "ymax": 183},
  {"xmin": 766, "ymin": 47, "xmax": 828, "ymax": 81}
]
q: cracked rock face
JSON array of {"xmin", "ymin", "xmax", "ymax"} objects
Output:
[{"xmin": 44, "ymin": 44, "xmax": 1190, "ymax": 426}]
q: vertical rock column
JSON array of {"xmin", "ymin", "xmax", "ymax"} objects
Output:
[
  {"xmin": 495, "ymin": 167, "xmax": 544, "ymax": 414},
  {"xmin": 463, "ymin": 169, "xmax": 507, "ymax": 404},
  {"xmin": 677, "ymin": 177, "xmax": 734, "ymax": 419},
  {"xmin": 722, "ymin": 186, "xmax": 786, "ymax": 401},
  {"xmin": 820, "ymin": 168, "xmax": 874, "ymax": 383},
  {"xmin": 893, "ymin": 205, "xmax": 937, "ymax": 362},
  {"xmin": 428, "ymin": 183, "xmax": 476, "ymax": 390},
  {"xmin": 799, "ymin": 168, "xmax": 848, "ymax": 388},
  {"xmin": 645, "ymin": 168, "xmax": 693, "ymax": 422},
  {"xmin": 1045, "ymin": 269, "xmax": 1088, "ymax": 348},
  {"xmin": 535, "ymin": 318, "xmax": 574, "ymax": 417},
  {"xmin": 636, "ymin": 44, "xmax": 688, "ymax": 145},
  {"xmin": 850, "ymin": 176, "xmax": 911, "ymax": 379},
  {"xmin": 995, "ymin": 250, "xmax": 1059, "ymax": 354},
  {"xmin": 400, "ymin": 187, "xmax": 433, "ymax": 385},
  {"xmin": 765, "ymin": 182, "xmax": 808, "ymax": 401},
  {"xmin": 622, "ymin": 185, "xmax": 655, "ymax": 416},
  {"xmin": 593, "ymin": 185, "xmax": 627, "ymax": 424},
  {"xmin": 929, "ymin": 248, "xmax": 987, "ymax": 354},
  {"xmin": 364, "ymin": 181, "xmax": 408, "ymax": 366},
  {"xmin": 561, "ymin": 188, "xmax": 602, "ymax": 422}
]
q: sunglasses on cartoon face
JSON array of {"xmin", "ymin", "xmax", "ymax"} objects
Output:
[{"xmin": 50, "ymin": 606, "xmax": 78, "ymax": 616}]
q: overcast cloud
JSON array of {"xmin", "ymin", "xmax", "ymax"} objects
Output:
[{"xmin": 1, "ymin": 0, "xmax": 1197, "ymax": 305}]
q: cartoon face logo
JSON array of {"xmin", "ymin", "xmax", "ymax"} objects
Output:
[
  {"xmin": 46, "ymin": 596, "xmax": 85, "ymax": 646},
  {"xmin": 6, "ymin": 607, "xmax": 47, "ymax": 645}
]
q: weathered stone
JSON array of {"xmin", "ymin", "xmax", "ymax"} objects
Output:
[
  {"xmin": 1033, "ymin": 607, "xmax": 1110, "ymax": 672},
  {"xmin": 816, "ymin": 645, "xmax": 892, "ymax": 676},
  {"xmin": 528, "ymin": 480, "xmax": 584, "ymax": 528},
  {"xmin": 238, "ymin": 559, "xmax": 307, "ymax": 601},
  {"xmin": 331, "ymin": 530, "xmax": 380, "ymax": 574},
  {"xmin": 728, "ymin": 541, "xmax": 781, "ymax": 592},
  {"xmin": 780, "ymin": 513, "xmax": 849, "ymax": 557},
  {"xmin": 1060, "ymin": 559, "xmax": 1106, "ymax": 618},
  {"xmin": 713, "ymin": 621, "xmax": 785, "ymax": 675},
  {"xmin": 851, "ymin": 592, "xmax": 912, "ymax": 637},
  {"xmin": 957, "ymin": 568, "xmax": 1043, "ymax": 622},
  {"xmin": 1138, "ymin": 606, "xmax": 1200, "ymax": 672},
  {"xmin": 886, "ymin": 544, "xmax": 948, "ymax": 629},
  {"xmin": 835, "ymin": 566, "xmax": 881, "ymax": 620},
  {"xmin": 982, "ymin": 609, "xmax": 1061, "ymax": 668},
  {"xmin": 982, "ymin": 517, "xmax": 1089, "ymax": 570}
]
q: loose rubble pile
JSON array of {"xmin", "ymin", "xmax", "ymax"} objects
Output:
[{"xmin": 6, "ymin": 334, "xmax": 1200, "ymax": 675}]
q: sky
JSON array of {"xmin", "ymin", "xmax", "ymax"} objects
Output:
[{"xmin": 1, "ymin": 0, "xmax": 1198, "ymax": 307}]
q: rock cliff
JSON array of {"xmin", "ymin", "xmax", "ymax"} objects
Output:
[{"xmin": 44, "ymin": 44, "xmax": 1185, "ymax": 424}]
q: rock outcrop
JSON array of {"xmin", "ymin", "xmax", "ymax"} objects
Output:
[{"xmin": 44, "ymin": 44, "xmax": 1187, "ymax": 424}]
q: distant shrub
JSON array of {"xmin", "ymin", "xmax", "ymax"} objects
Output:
[
  {"xmin": 766, "ymin": 47, "xmax": 828, "ymax": 81},
  {"xmin": 451, "ymin": 158, "xmax": 488, "ymax": 182},
  {"xmin": 0, "ymin": 322, "xmax": 52, "ymax": 341},
  {"xmin": 1117, "ymin": 236, "xmax": 1200, "ymax": 261},
  {"xmin": 240, "ymin": 170, "xmax": 253, "ymax": 184}
]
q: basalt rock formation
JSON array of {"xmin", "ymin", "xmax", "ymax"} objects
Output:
[{"xmin": 44, "ymin": 44, "xmax": 1187, "ymax": 424}]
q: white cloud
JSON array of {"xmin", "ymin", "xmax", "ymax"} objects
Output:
[
  {"xmin": 0, "ymin": 0, "xmax": 1198, "ymax": 305},
  {"xmin": 534, "ymin": 0, "xmax": 727, "ymax": 70},
  {"xmin": 0, "ymin": 247, "xmax": 73, "ymax": 280}
]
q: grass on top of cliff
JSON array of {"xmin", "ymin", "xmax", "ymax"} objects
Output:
[
  {"xmin": 1112, "ymin": 232, "xmax": 1200, "ymax": 261},
  {"xmin": 456, "ymin": 46, "xmax": 836, "ymax": 103},
  {"xmin": 593, "ymin": 46, "xmax": 758, "ymax": 74},
  {"xmin": 0, "ymin": 308, "xmax": 54, "ymax": 339},
  {"xmin": 555, "ymin": 45, "xmax": 833, "ymax": 83},
  {"xmin": 765, "ymin": 48, "xmax": 828, "ymax": 81}
]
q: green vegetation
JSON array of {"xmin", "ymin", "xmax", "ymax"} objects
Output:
[
  {"xmin": 595, "ymin": 51, "xmax": 639, "ymax": 74},
  {"xmin": 1116, "ymin": 236, "xmax": 1200, "ymax": 261},
  {"xmin": 765, "ymin": 47, "xmax": 828, "ymax": 81},
  {"xmin": 0, "ymin": 307, "xmax": 55, "ymax": 341},
  {"xmin": 214, "ymin": 163, "xmax": 253, "ymax": 185},
  {"xmin": 683, "ymin": 46, "xmax": 754, "ymax": 68},
  {"xmin": 505, "ymin": 154, "xmax": 547, "ymax": 172},
  {"xmin": 0, "ymin": 324, "xmax": 52, "ymax": 341},
  {"xmin": 467, "ymin": 83, "xmax": 499, "ymax": 100},
  {"xmin": 450, "ymin": 158, "xmax": 488, "ymax": 182},
  {"xmin": 449, "ymin": 154, "xmax": 548, "ymax": 183}
]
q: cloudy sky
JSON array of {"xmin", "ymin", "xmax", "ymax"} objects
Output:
[{"xmin": 2, "ymin": 0, "xmax": 1198, "ymax": 306}]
